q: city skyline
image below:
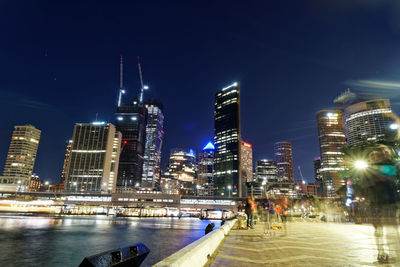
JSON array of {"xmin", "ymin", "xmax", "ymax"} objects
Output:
[{"xmin": 2, "ymin": 1, "xmax": 400, "ymax": 183}]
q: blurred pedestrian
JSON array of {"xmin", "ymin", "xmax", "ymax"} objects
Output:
[{"xmin": 245, "ymin": 197, "xmax": 255, "ymax": 229}]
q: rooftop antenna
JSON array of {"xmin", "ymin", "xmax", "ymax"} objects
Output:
[
  {"xmin": 137, "ymin": 56, "xmax": 149, "ymax": 103},
  {"xmin": 117, "ymin": 55, "xmax": 126, "ymax": 107}
]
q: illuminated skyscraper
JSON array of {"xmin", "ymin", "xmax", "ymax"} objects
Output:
[
  {"xmin": 316, "ymin": 110, "xmax": 347, "ymax": 196},
  {"xmin": 0, "ymin": 125, "xmax": 41, "ymax": 192},
  {"xmin": 142, "ymin": 100, "xmax": 164, "ymax": 188},
  {"xmin": 197, "ymin": 142, "xmax": 215, "ymax": 196},
  {"xmin": 60, "ymin": 140, "xmax": 72, "ymax": 185},
  {"xmin": 65, "ymin": 122, "xmax": 121, "ymax": 193},
  {"xmin": 115, "ymin": 96, "xmax": 147, "ymax": 191},
  {"xmin": 343, "ymin": 99, "xmax": 394, "ymax": 146},
  {"xmin": 256, "ymin": 159, "xmax": 277, "ymax": 183},
  {"xmin": 274, "ymin": 141, "xmax": 294, "ymax": 183},
  {"xmin": 240, "ymin": 141, "xmax": 253, "ymax": 183},
  {"xmin": 214, "ymin": 82, "xmax": 241, "ymax": 197},
  {"xmin": 313, "ymin": 157, "xmax": 322, "ymax": 182},
  {"xmin": 169, "ymin": 148, "xmax": 196, "ymax": 195}
]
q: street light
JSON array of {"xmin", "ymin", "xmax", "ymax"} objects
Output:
[
  {"xmin": 390, "ymin": 123, "xmax": 399, "ymax": 130},
  {"xmin": 354, "ymin": 160, "xmax": 368, "ymax": 170},
  {"xmin": 45, "ymin": 181, "xmax": 49, "ymax": 192},
  {"xmin": 227, "ymin": 185, "xmax": 232, "ymax": 198},
  {"xmin": 73, "ymin": 182, "xmax": 77, "ymax": 192}
]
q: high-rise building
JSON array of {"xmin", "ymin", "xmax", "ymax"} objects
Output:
[
  {"xmin": 60, "ymin": 140, "xmax": 72, "ymax": 185},
  {"xmin": 214, "ymin": 82, "xmax": 241, "ymax": 197},
  {"xmin": 197, "ymin": 142, "xmax": 215, "ymax": 196},
  {"xmin": 0, "ymin": 125, "xmax": 41, "ymax": 192},
  {"xmin": 29, "ymin": 173, "xmax": 42, "ymax": 192},
  {"xmin": 142, "ymin": 100, "xmax": 164, "ymax": 188},
  {"xmin": 316, "ymin": 110, "xmax": 347, "ymax": 196},
  {"xmin": 169, "ymin": 148, "xmax": 196, "ymax": 195},
  {"xmin": 274, "ymin": 142, "xmax": 294, "ymax": 183},
  {"xmin": 64, "ymin": 122, "xmax": 121, "ymax": 193},
  {"xmin": 343, "ymin": 99, "xmax": 395, "ymax": 146},
  {"xmin": 115, "ymin": 96, "xmax": 147, "ymax": 191},
  {"xmin": 240, "ymin": 141, "xmax": 253, "ymax": 195},
  {"xmin": 313, "ymin": 157, "xmax": 322, "ymax": 182},
  {"xmin": 256, "ymin": 159, "xmax": 278, "ymax": 183}
]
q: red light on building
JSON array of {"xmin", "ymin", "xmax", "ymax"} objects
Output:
[
  {"xmin": 123, "ymin": 141, "xmax": 128, "ymax": 144},
  {"xmin": 243, "ymin": 142, "xmax": 252, "ymax": 148}
]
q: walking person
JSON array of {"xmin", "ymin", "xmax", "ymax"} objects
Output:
[{"xmin": 245, "ymin": 197, "xmax": 255, "ymax": 229}]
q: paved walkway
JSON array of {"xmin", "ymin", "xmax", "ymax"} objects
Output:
[{"xmin": 210, "ymin": 221, "xmax": 400, "ymax": 266}]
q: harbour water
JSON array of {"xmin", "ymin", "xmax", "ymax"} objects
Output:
[{"xmin": 0, "ymin": 214, "xmax": 220, "ymax": 267}]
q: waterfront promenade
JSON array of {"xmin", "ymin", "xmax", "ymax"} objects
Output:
[{"xmin": 209, "ymin": 221, "xmax": 400, "ymax": 266}]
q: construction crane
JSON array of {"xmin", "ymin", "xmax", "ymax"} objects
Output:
[
  {"xmin": 117, "ymin": 55, "xmax": 126, "ymax": 107},
  {"xmin": 298, "ymin": 165, "xmax": 306, "ymax": 184},
  {"xmin": 137, "ymin": 56, "xmax": 149, "ymax": 103}
]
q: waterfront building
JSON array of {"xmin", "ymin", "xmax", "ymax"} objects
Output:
[
  {"xmin": 115, "ymin": 96, "xmax": 147, "ymax": 191},
  {"xmin": 343, "ymin": 99, "xmax": 395, "ymax": 146},
  {"xmin": 64, "ymin": 122, "xmax": 121, "ymax": 193},
  {"xmin": 142, "ymin": 100, "xmax": 164, "ymax": 188},
  {"xmin": 197, "ymin": 142, "xmax": 215, "ymax": 196},
  {"xmin": 0, "ymin": 125, "xmax": 41, "ymax": 192},
  {"xmin": 214, "ymin": 82, "xmax": 241, "ymax": 197},
  {"xmin": 240, "ymin": 141, "xmax": 253, "ymax": 183},
  {"xmin": 160, "ymin": 177, "xmax": 179, "ymax": 195},
  {"xmin": 274, "ymin": 142, "xmax": 294, "ymax": 183},
  {"xmin": 256, "ymin": 159, "xmax": 277, "ymax": 183},
  {"xmin": 60, "ymin": 140, "xmax": 72, "ymax": 185},
  {"xmin": 29, "ymin": 174, "xmax": 42, "ymax": 192},
  {"xmin": 169, "ymin": 148, "xmax": 196, "ymax": 195},
  {"xmin": 316, "ymin": 110, "xmax": 347, "ymax": 197}
]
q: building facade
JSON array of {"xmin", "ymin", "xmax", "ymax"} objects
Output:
[
  {"xmin": 274, "ymin": 142, "xmax": 294, "ymax": 183},
  {"xmin": 29, "ymin": 174, "xmax": 42, "ymax": 192},
  {"xmin": 316, "ymin": 110, "xmax": 347, "ymax": 196},
  {"xmin": 256, "ymin": 159, "xmax": 278, "ymax": 183},
  {"xmin": 115, "ymin": 96, "xmax": 147, "ymax": 190},
  {"xmin": 60, "ymin": 140, "xmax": 72, "ymax": 185},
  {"xmin": 343, "ymin": 99, "xmax": 394, "ymax": 146},
  {"xmin": 169, "ymin": 148, "xmax": 196, "ymax": 195},
  {"xmin": 0, "ymin": 125, "xmax": 41, "ymax": 192},
  {"xmin": 214, "ymin": 82, "xmax": 241, "ymax": 197},
  {"xmin": 197, "ymin": 142, "xmax": 215, "ymax": 196},
  {"xmin": 142, "ymin": 100, "xmax": 164, "ymax": 188},
  {"xmin": 64, "ymin": 122, "xmax": 121, "ymax": 193},
  {"xmin": 240, "ymin": 141, "xmax": 253, "ymax": 183}
]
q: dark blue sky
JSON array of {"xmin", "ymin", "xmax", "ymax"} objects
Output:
[{"xmin": 1, "ymin": 0, "xmax": 400, "ymax": 183}]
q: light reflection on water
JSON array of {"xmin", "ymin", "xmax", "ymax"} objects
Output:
[{"xmin": 0, "ymin": 214, "xmax": 220, "ymax": 267}]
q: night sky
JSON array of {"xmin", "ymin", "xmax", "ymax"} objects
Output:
[{"xmin": 1, "ymin": 0, "xmax": 400, "ymax": 183}]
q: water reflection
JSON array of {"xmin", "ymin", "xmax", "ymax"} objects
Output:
[{"xmin": 0, "ymin": 214, "xmax": 218, "ymax": 267}]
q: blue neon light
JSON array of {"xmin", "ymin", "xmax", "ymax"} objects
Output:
[{"xmin": 203, "ymin": 142, "xmax": 215, "ymax": 150}]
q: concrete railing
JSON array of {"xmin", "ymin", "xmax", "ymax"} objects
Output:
[{"xmin": 153, "ymin": 219, "xmax": 237, "ymax": 267}]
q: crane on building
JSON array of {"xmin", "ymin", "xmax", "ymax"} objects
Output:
[
  {"xmin": 117, "ymin": 55, "xmax": 126, "ymax": 107},
  {"xmin": 137, "ymin": 56, "xmax": 149, "ymax": 103}
]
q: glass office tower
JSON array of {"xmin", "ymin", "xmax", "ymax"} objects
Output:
[{"xmin": 214, "ymin": 82, "xmax": 241, "ymax": 197}]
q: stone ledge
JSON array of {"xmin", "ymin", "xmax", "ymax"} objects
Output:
[{"xmin": 153, "ymin": 219, "xmax": 237, "ymax": 267}]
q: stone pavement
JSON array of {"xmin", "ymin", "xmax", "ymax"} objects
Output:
[{"xmin": 210, "ymin": 221, "xmax": 400, "ymax": 266}]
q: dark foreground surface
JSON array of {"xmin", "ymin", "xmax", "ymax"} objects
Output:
[{"xmin": 0, "ymin": 214, "xmax": 219, "ymax": 267}]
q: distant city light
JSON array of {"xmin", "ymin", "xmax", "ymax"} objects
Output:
[
  {"xmin": 131, "ymin": 116, "xmax": 137, "ymax": 121},
  {"xmin": 121, "ymin": 89, "xmax": 126, "ymax": 94},
  {"xmin": 117, "ymin": 116, "xmax": 123, "ymax": 121},
  {"xmin": 243, "ymin": 142, "xmax": 252, "ymax": 148},
  {"xmin": 222, "ymin": 82, "xmax": 238, "ymax": 91},
  {"xmin": 390, "ymin": 123, "xmax": 399, "ymax": 130},
  {"xmin": 143, "ymin": 85, "xmax": 149, "ymax": 90},
  {"xmin": 202, "ymin": 142, "xmax": 215, "ymax": 150}
]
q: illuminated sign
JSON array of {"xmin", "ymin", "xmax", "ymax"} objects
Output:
[
  {"xmin": 243, "ymin": 142, "xmax": 252, "ymax": 148},
  {"xmin": 203, "ymin": 142, "xmax": 215, "ymax": 150}
]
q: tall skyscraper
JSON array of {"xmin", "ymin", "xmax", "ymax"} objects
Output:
[
  {"xmin": 197, "ymin": 142, "xmax": 215, "ymax": 196},
  {"xmin": 64, "ymin": 122, "xmax": 121, "ymax": 193},
  {"xmin": 214, "ymin": 82, "xmax": 241, "ymax": 197},
  {"xmin": 0, "ymin": 125, "xmax": 41, "ymax": 192},
  {"xmin": 274, "ymin": 141, "xmax": 294, "ymax": 183},
  {"xmin": 169, "ymin": 148, "xmax": 196, "ymax": 195},
  {"xmin": 60, "ymin": 140, "xmax": 72, "ymax": 185},
  {"xmin": 240, "ymin": 141, "xmax": 253, "ymax": 183},
  {"xmin": 115, "ymin": 96, "xmax": 147, "ymax": 191},
  {"xmin": 343, "ymin": 99, "xmax": 394, "ymax": 146},
  {"xmin": 313, "ymin": 157, "xmax": 322, "ymax": 182},
  {"xmin": 142, "ymin": 100, "xmax": 164, "ymax": 188},
  {"xmin": 316, "ymin": 110, "xmax": 347, "ymax": 196},
  {"xmin": 256, "ymin": 159, "xmax": 278, "ymax": 183}
]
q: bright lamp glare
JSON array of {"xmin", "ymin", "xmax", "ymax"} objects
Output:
[
  {"xmin": 390, "ymin": 123, "xmax": 399, "ymax": 130},
  {"xmin": 143, "ymin": 85, "xmax": 149, "ymax": 90},
  {"xmin": 354, "ymin": 160, "xmax": 368, "ymax": 170}
]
